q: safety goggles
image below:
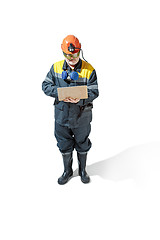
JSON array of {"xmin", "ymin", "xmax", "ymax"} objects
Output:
[{"xmin": 63, "ymin": 51, "xmax": 80, "ymax": 60}]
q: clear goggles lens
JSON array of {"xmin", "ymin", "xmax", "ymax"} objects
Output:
[{"xmin": 63, "ymin": 51, "xmax": 80, "ymax": 60}]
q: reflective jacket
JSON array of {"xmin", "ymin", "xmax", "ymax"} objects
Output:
[{"xmin": 42, "ymin": 59, "xmax": 99, "ymax": 128}]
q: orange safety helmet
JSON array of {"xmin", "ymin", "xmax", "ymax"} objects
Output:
[{"xmin": 61, "ymin": 35, "xmax": 81, "ymax": 54}]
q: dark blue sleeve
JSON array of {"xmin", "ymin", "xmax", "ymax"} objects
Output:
[{"xmin": 42, "ymin": 65, "xmax": 58, "ymax": 98}]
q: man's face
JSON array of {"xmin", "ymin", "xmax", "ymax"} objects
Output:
[
  {"xmin": 65, "ymin": 56, "xmax": 80, "ymax": 66},
  {"xmin": 63, "ymin": 51, "xmax": 80, "ymax": 67}
]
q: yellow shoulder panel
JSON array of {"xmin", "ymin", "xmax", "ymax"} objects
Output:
[
  {"xmin": 80, "ymin": 60, "xmax": 94, "ymax": 80},
  {"xmin": 53, "ymin": 60, "xmax": 65, "ymax": 74},
  {"xmin": 53, "ymin": 59, "xmax": 94, "ymax": 79}
]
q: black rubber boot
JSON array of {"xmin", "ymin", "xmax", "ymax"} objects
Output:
[
  {"xmin": 77, "ymin": 152, "xmax": 90, "ymax": 184},
  {"xmin": 58, "ymin": 152, "xmax": 73, "ymax": 185}
]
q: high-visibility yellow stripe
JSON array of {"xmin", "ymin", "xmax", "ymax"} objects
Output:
[
  {"xmin": 53, "ymin": 59, "xmax": 94, "ymax": 80},
  {"xmin": 53, "ymin": 60, "xmax": 65, "ymax": 74},
  {"xmin": 80, "ymin": 60, "xmax": 94, "ymax": 80}
]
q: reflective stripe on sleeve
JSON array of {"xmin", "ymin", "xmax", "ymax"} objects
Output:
[
  {"xmin": 87, "ymin": 85, "xmax": 98, "ymax": 90},
  {"xmin": 44, "ymin": 77, "xmax": 53, "ymax": 83}
]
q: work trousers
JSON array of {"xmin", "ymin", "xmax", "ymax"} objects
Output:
[{"xmin": 54, "ymin": 121, "xmax": 92, "ymax": 154}]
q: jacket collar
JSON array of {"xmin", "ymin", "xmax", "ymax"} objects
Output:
[{"xmin": 62, "ymin": 59, "xmax": 82, "ymax": 73}]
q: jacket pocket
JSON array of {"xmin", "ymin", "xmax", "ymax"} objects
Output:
[
  {"xmin": 83, "ymin": 103, "xmax": 93, "ymax": 112},
  {"xmin": 55, "ymin": 101, "xmax": 64, "ymax": 111},
  {"xmin": 78, "ymin": 103, "xmax": 93, "ymax": 126}
]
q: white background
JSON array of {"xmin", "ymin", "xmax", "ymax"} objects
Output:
[{"xmin": 0, "ymin": 0, "xmax": 160, "ymax": 239}]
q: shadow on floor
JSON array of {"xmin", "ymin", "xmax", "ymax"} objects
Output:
[{"xmin": 86, "ymin": 142, "xmax": 160, "ymax": 184}]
